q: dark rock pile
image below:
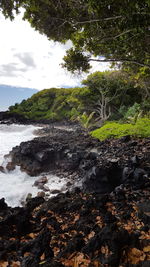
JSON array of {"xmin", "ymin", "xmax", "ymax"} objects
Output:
[
  {"xmin": 0, "ymin": 125, "xmax": 150, "ymax": 266},
  {"xmin": 0, "ymin": 111, "xmax": 79, "ymax": 125},
  {"xmin": 8, "ymin": 127, "xmax": 150, "ymax": 194},
  {"xmin": 0, "ymin": 112, "xmax": 30, "ymax": 124},
  {"xmin": 0, "ymin": 183, "xmax": 149, "ymax": 266}
]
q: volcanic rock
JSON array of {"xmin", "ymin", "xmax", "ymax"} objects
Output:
[
  {"xmin": 0, "ymin": 166, "xmax": 5, "ymax": 173},
  {"xmin": 6, "ymin": 161, "xmax": 15, "ymax": 171}
]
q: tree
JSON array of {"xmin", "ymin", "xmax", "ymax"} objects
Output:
[
  {"xmin": 82, "ymin": 72, "xmax": 113, "ymax": 122},
  {"xmin": 0, "ymin": 0, "xmax": 150, "ymax": 73},
  {"xmin": 82, "ymin": 71, "xmax": 142, "ymax": 123}
]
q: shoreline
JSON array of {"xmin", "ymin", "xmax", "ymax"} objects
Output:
[{"xmin": 0, "ymin": 119, "xmax": 150, "ymax": 266}]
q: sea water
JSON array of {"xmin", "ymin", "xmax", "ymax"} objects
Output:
[{"xmin": 0, "ymin": 124, "xmax": 67, "ymax": 207}]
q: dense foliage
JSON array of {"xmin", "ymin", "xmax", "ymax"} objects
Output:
[
  {"xmin": 0, "ymin": 0, "xmax": 150, "ymax": 73},
  {"xmin": 9, "ymin": 86, "xmax": 93, "ymax": 121},
  {"xmin": 9, "ymin": 71, "xmax": 148, "ymax": 126}
]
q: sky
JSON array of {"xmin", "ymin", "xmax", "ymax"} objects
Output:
[{"xmin": 0, "ymin": 11, "xmax": 110, "ymax": 90}]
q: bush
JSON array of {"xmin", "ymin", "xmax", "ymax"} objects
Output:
[
  {"xmin": 124, "ymin": 103, "xmax": 141, "ymax": 119},
  {"xmin": 91, "ymin": 118, "xmax": 150, "ymax": 141}
]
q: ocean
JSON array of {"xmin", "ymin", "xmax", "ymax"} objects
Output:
[{"xmin": 0, "ymin": 124, "xmax": 67, "ymax": 207}]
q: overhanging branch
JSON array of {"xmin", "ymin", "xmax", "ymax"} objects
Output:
[
  {"xmin": 50, "ymin": 15, "xmax": 123, "ymax": 26},
  {"xmin": 89, "ymin": 58, "xmax": 150, "ymax": 68}
]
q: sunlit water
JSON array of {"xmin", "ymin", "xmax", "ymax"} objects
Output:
[{"xmin": 0, "ymin": 124, "xmax": 67, "ymax": 207}]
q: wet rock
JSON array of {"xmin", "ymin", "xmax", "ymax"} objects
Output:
[
  {"xmin": 35, "ymin": 151, "xmax": 49, "ymax": 162},
  {"xmin": 25, "ymin": 193, "xmax": 32, "ymax": 202},
  {"xmin": 50, "ymin": 189, "xmax": 61, "ymax": 194},
  {"xmin": 26, "ymin": 196, "xmax": 45, "ymax": 211},
  {"xmin": 9, "ymin": 139, "xmax": 66, "ymax": 175},
  {"xmin": 7, "ymin": 125, "xmax": 149, "ymax": 197},
  {"xmin": 34, "ymin": 176, "xmax": 48, "ymax": 186},
  {"xmin": 0, "ymin": 198, "xmax": 8, "ymax": 210},
  {"xmin": 37, "ymin": 191, "xmax": 46, "ymax": 198},
  {"xmin": 6, "ymin": 162, "xmax": 15, "ymax": 171},
  {"xmin": 66, "ymin": 181, "xmax": 72, "ymax": 187},
  {"xmin": 72, "ymin": 187, "xmax": 81, "ymax": 194},
  {"xmin": 0, "ymin": 166, "xmax": 5, "ymax": 173},
  {"xmin": 0, "ymin": 111, "xmax": 31, "ymax": 124},
  {"xmin": 21, "ymin": 160, "xmax": 42, "ymax": 176},
  {"xmin": 37, "ymin": 184, "xmax": 50, "ymax": 192}
]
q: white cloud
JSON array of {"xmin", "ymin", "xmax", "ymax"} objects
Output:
[
  {"xmin": 0, "ymin": 12, "xmax": 110, "ymax": 90},
  {"xmin": 14, "ymin": 52, "xmax": 36, "ymax": 68}
]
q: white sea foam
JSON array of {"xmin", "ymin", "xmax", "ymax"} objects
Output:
[
  {"xmin": 0, "ymin": 124, "xmax": 67, "ymax": 207},
  {"xmin": 0, "ymin": 124, "xmax": 38, "ymax": 164}
]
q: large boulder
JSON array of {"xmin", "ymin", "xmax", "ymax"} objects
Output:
[
  {"xmin": 82, "ymin": 162, "xmax": 122, "ymax": 193},
  {"xmin": 9, "ymin": 139, "xmax": 68, "ymax": 176}
]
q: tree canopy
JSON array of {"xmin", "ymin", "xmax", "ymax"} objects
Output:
[{"xmin": 0, "ymin": 0, "xmax": 150, "ymax": 73}]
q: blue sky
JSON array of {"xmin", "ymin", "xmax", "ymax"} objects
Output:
[
  {"xmin": 0, "ymin": 85, "xmax": 38, "ymax": 111},
  {"xmin": 0, "ymin": 12, "xmax": 110, "ymax": 90}
]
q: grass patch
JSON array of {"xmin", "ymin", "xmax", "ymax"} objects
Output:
[{"xmin": 91, "ymin": 118, "xmax": 150, "ymax": 141}]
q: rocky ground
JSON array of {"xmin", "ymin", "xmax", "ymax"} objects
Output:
[
  {"xmin": 7, "ymin": 126, "xmax": 150, "ymax": 194},
  {"xmin": 0, "ymin": 122, "xmax": 150, "ymax": 266}
]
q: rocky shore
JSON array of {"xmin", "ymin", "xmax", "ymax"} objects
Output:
[
  {"xmin": 8, "ymin": 126, "xmax": 150, "ymax": 193},
  {"xmin": 0, "ymin": 122, "xmax": 150, "ymax": 266}
]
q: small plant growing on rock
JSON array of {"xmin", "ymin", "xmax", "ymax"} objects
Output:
[{"xmin": 77, "ymin": 111, "xmax": 95, "ymax": 130}]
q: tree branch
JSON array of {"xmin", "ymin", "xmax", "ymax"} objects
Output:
[
  {"xmin": 50, "ymin": 15, "xmax": 123, "ymax": 26},
  {"xmin": 88, "ymin": 58, "xmax": 150, "ymax": 68},
  {"xmin": 72, "ymin": 15, "xmax": 123, "ymax": 25},
  {"xmin": 102, "ymin": 29, "xmax": 133, "ymax": 40}
]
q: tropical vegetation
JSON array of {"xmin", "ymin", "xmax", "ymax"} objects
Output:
[{"xmin": 8, "ymin": 70, "xmax": 149, "ymax": 128}]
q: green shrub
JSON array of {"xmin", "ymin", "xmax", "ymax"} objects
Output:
[
  {"xmin": 91, "ymin": 118, "xmax": 150, "ymax": 141},
  {"xmin": 135, "ymin": 117, "xmax": 150, "ymax": 137},
  {"xmin": 124, "ymin": 103, "xmax": 141, "ymax": 119}
]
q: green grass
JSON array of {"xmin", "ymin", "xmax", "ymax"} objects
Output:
[{"xmin": 91, "ymin": 118, "xmax": 150, "ymax": 141}]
